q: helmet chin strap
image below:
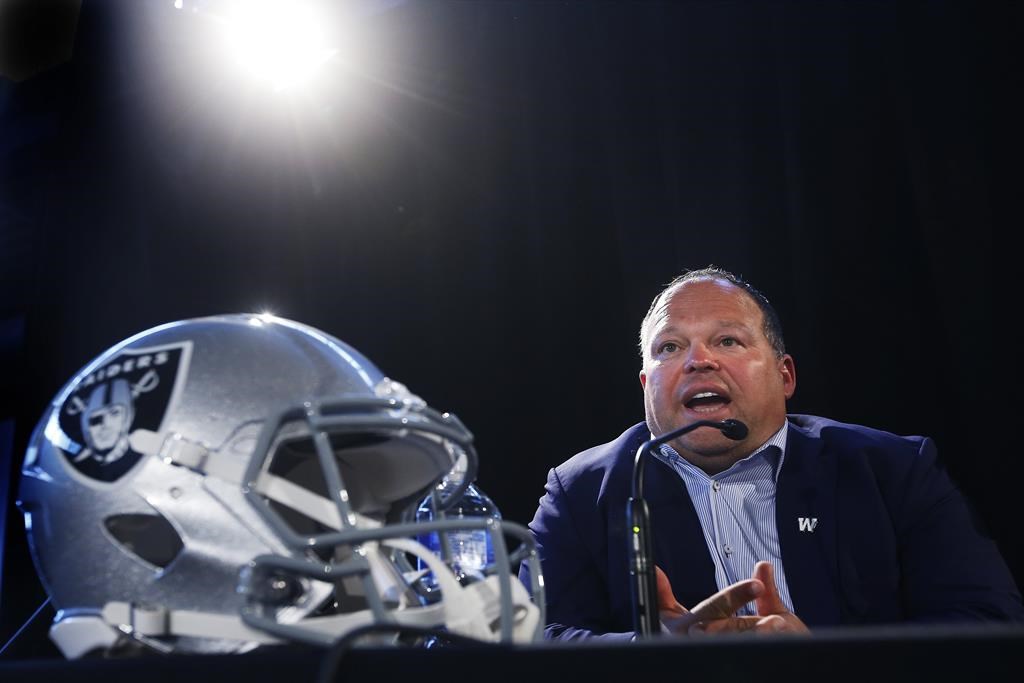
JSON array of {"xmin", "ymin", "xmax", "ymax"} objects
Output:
[{"xmin": 383, "ymin": 537, "xmax": 540, "ymax": 643}]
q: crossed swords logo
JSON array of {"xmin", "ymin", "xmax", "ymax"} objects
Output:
[{"xmin": 64, "ymin": 370, "xmax": 160, "ymax": 417}]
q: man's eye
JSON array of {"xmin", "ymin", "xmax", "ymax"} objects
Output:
[
  {"xmin": 720, "ymin": 337, "xmax": 737, "ymax": 347},
  {"xmin": 659, "ymin": 342, "xmax": 679, "ymax": 353}
]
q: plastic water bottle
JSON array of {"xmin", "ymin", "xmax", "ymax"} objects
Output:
[{"xmin": 415, "ymin": 454, "xmax": 501, "ymax": 589}]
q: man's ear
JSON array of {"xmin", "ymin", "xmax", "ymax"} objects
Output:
[
  {"xmin": 640, "ymin": 369, "xmax": 647, "ymax": 390},
  {"xmin": 779, "ymin": 355, "xmax": 796, "ymax": 399}
]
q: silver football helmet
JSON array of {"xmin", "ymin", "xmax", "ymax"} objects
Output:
[{"xmin": 17, "ymin": 314, "xmax": 544, "ymax": 658}]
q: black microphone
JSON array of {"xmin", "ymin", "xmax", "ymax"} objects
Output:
[{"xmin": 627, "ymin": 419, "xmax": 748, "ymax": 638}]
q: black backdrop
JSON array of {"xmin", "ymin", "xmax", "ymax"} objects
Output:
[{"xmin": 1, "ymin": 0, "xmax": 1021, "ymax": 655}]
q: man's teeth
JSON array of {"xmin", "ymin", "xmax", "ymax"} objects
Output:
[{"xmin": 688, "ymin": 391, "xmax": 724, "ymax": 413}]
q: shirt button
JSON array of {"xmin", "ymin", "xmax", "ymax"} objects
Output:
[
  {"xmin": 722, "ymin": 544, "xmax": 733, "ymax": 556},
  {"xmin": 712, "ymin": 481, "xmax": 721, "ymax": 491}
]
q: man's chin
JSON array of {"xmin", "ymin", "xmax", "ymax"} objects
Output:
[
  {"xmin": 674, "ymin": 435, "xmax": 737, "ymax": 458},
  {"xmin": 680, "ymin": 447, "xmax": 743, "ymax": 476}
]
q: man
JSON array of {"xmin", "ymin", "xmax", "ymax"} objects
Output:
[
  {"xmin": 77, "ymin": 378, "xmax": 135, "ymax": 464},
  {"xmin": 521, "ymin": 266, "xmax": 1024, "ymax": 641}
]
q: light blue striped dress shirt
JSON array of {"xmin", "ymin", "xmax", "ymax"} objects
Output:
[{"xmin": 653, "ymin": 424, "xmax": 794, "ymax": 615}]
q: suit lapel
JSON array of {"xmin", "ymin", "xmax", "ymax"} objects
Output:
[
  {"xmin": 776, "ymin": 423, "xmax": 841, "ymax": 625},
  {"xmin": 645, "ymin": 455, "xmax": 719, "ymax": 610}
]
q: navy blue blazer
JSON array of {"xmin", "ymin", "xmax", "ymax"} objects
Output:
[{"xmin": 521, "ymin": 415, "xmax": 1024, "ymax": 641}]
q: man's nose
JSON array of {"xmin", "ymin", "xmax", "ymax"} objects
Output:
[{"xmin": 685, "ymin": 344, "xmax": 719, "ymax": 372}]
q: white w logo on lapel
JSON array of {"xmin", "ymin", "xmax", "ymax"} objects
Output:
[{"xmin": 798, "ymin": 517, "xmax": 818, "ymax": 532}]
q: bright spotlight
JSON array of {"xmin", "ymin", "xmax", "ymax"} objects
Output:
[
  {"xmin": 223, "ymin": 1, "xmax": 337, "ymax": 92},
  {"xmin": 247, "ymin": 311, "xmax": 278, "ymax": 326}
]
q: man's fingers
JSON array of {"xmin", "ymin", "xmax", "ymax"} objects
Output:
[
  {"xmin": 689, "ymin": 615, "xmax": 789, "ymax": 635},
  {"xmin": 658, "ymin": 571, "xmax": 810, "ymax": 637},
  {"xmin": 687, "ymin": 578, "xmax": 763, "ymax": 622},
  {"xmin": 753, "ymin": 561, "xmax": 787, "ymax": 615},
  {"xmin": 690, "ymin": 616, "xmax": 758, "ymax": 635},
  {"xmin": 755, "ymin": 615, "xmax": 789, "ymax": 632},
  {"xmin": 655, "ymin": 565, "xmax": 686, "ymax": 614}
]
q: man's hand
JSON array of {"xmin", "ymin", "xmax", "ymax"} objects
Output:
[
  {"xmin": 655, "ymin": 561, "xmax": 810, "ymax": 635},
  {"xmin": 747, "ymin": 560, "xmax": 810, "ymax": 634}
]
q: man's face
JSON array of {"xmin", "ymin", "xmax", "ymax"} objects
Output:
[
  {"xmin": 639, "ymin": 278, "xmax": 796, "ymax": 474},
  {"xmin": 86, "ymin": 404, "xmax": 128, "ymax": 451}
]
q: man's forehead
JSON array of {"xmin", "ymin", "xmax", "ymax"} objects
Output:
[{"xmin": 650, "ymin": 317, "xmax": 754, "ymax": 335}]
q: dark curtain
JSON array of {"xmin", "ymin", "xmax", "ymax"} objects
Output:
[{"xmin": 2, "ymin": 0, "xmax": 1020, "ymax": 649}]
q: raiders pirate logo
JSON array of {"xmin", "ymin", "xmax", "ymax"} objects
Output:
[{"xmin": 57, "ymin": 342, "xmax": 192, "ymax": 482}]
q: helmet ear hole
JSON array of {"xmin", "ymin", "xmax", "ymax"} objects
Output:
[{"xmin": 102, "ymin": 513, "xmax": 184, "ymax": 569}]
